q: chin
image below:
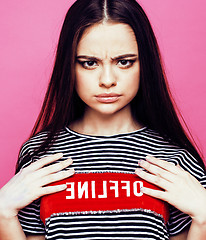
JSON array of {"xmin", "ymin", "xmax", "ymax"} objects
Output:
[
  {"xmin": 95, "ymin": 106, "xmax": 127, "ymax": 117},
  {"xmin": 85, "ymin": 101, "xmax": 131, "ymax": 117}
]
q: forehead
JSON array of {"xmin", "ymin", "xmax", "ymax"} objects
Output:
[{"xmin": 77, "ymin": 23, "xmax": 138, "ymax": 56}]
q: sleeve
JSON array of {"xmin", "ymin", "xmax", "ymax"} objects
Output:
[
  {"xmin": 17, "ymin": 139, "xmax": 46, "ymax": 235},
  {"xmin": 18, "ymin": 199, "xmax": 45, "ymax": 235},
  {"xmin": 167, "ymin": 150, "xmax": 206, "ymax": 236}
]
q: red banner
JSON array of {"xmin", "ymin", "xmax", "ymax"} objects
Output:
[{"xmin": 40, "ymin": 172, "xmax": 169, "ymax": 223}]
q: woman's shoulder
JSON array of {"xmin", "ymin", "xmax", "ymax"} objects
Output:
[
  {"xmin": 20, "ymin": 128, "xmax": 69, "ymax": 153},
  {"xmin": 18, "ymin": 128, "xmax": 68, "ymax": 168},
  {"xmin": 19, "ymin": 130, "xmax": 50, "ymax": 157},
  {"xmin": 142, "ymin": 128, "xmax": 205, "ymax": 176}
]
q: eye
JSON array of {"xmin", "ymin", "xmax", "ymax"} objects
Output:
[
  {"xmin": 78, "ymin": 60, "xmax": 98, "ymax": 69},
  {"xmin": 117, "ymin": 59, "xmax": 136, "ymax": 69}
]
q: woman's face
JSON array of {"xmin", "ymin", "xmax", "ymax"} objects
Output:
[{"xmin": 75, "ymin": 22, "xmax": 140, "ymax": 117}]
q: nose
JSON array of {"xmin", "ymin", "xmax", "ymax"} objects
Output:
[{"xmin": 99, "ymin": 65, "xmax": 117, "ymax": 88}]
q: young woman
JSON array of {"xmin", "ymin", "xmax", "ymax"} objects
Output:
[{"xmin": 0, "ymin": 0, "xmax": 206, "ymax": 239}]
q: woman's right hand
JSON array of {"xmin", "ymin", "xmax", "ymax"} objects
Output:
[{"xmin": 0, "ymin": 153, "xmax": 74, "ymax": 219}]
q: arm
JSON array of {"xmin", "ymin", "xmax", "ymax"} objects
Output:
[
  {"xmin": 0, "ymin": 153, "xmax": 74, "ymax": 240},
  {"xmin": 170, "ymin": 229, "xmax": 188, "ymax": 240},
  {"xmin": 0, "ymin": 215, "xmax": 45, "ymax": 240},
  {"xmin": 0, "ymin": 215, "xmax": 26, "ymax": 240},
  {"xmin": 27, "ymin": 236, "xmax": 45, "ymax": 240},
  {"xmin": 135, "ymin": 156, "xmax": 206, "ymax": 240},
  {"xmin": 170, "ymin": 220, "xmax": 206, "ymax": 240}
]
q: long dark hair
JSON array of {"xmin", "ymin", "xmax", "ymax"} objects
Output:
[{"xmin": 16, "ymin": 0, "xmax": 205, "ymax": 172}]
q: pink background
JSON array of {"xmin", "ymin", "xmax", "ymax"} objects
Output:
[{"xmin": 0, "ymin": 0, "xmax": 206, "ymax": 187}]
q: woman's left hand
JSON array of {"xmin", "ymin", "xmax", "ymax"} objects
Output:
[{"xmin": 135, "ymin": 156, "xmax": 206, "ymax": 222}]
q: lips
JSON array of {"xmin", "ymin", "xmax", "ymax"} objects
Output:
[{"xmin": 95, "ymin": 93, "xmax": 121, "ymax": 103}]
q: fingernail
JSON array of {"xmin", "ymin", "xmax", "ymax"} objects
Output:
[
  {"xmin": 139, "ymin": 160, "xmax": 146, "ymax": 166},
  {"xmin": 70, "ymin": 168, "xmax": 75, "ymax": 173},
  {"xmin": 138, "ymin": 159, "xmax": 143, "ymax": 165},
  {"xmin": 60, "ymin": 184, "xmax": 67, "ymax": 190},
  {"xmin": 140, "ymin": 187, "xmax": 145, "ymax": 193},
  {"xmin": 64, "ymin": 158, "xmax": 72, "ymax": 164},
  {"xmin": 135, "ymin": 168, "xmax": 142, "ymax": 174}
]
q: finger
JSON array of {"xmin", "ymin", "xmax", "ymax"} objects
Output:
[
  {"xmin": 135, "ymin": 168, "xmax": 170, "ymax": 190},
  {"xmin": 41, "ymin": 168, "xmax": 75, "ymax": 186},
  {"xmin": 138, "ymin": 159, "xmax": 174, "ymax": 183},
  {"xmin": 141, "ymin": 186, "xmax": 167, "ymax": 201},
  {"xmin": 40, "ymin": 184, "xmax": 68, "ymax": 196},
  {"xmin": 27, "ymin": 153, "xmax": 64, "ymax": 171},
  {"xmin": 145, "ymin": 156, "xmax": 181, "ymax": 175},
  {"xmin": 38, "ymin": 158, "xmax": 73, "ymax": 176}
]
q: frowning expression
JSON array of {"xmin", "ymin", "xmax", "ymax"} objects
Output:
[{"xmin": 75, "ymin": 22, "xmax": 140, "ymax": 116}]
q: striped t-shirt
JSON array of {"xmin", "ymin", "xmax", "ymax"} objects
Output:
[{"xmin": 18, "ymin": 127, "xmax": 206, "ymax": 239}]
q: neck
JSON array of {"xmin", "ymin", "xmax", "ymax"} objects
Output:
[{"xmin": 70, "ymin": 107, "xmax": 143, "ymax": 136}]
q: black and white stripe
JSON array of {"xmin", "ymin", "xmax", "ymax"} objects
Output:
[{"xmin": 18, "ymin": 127, "xmax": 206, "ymax": 239}]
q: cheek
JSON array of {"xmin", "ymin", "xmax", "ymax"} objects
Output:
[
  {"xmin": 123, "ymin": 69, "xmax": 140, "ymax": 95},
  {"xmin": 75, "ymin": 71, "xmax": 95, "ymax": 99}
]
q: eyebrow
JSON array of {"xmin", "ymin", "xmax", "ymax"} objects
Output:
[{"xmin": 76, "ymin": 54, "xmax": 138, "ymax": 61}]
